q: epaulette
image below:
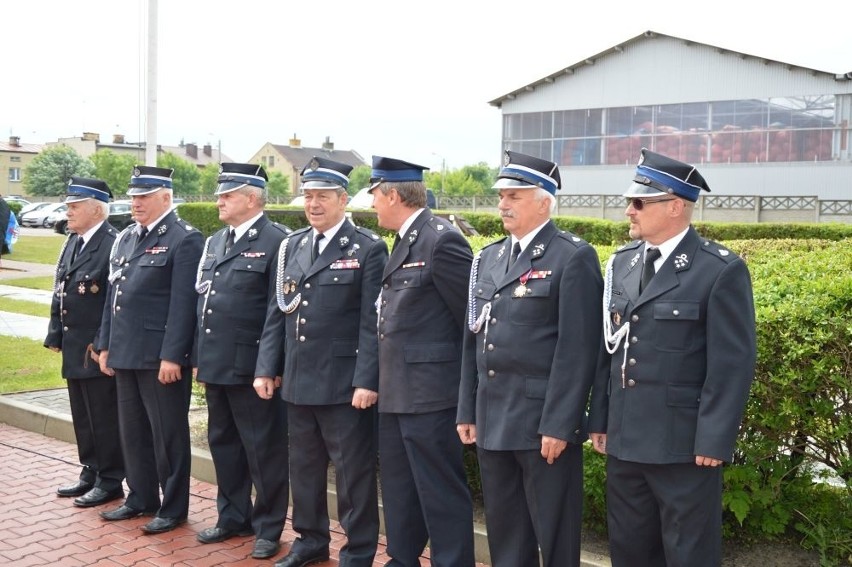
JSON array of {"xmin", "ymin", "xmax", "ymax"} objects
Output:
[
  {"xmin": 698, "ymin": 239, "xmax": 738, "ymax": 263},
  {"xmin": 425, "ymin": 215, "xmax": 459, "ymax": 234},
  {"xmin": 481, "ymin": 236, "xmax": 509, "ymax": 251},
  {"xmin": 270, "ymin": 221, "xmax": 292, "ymax": 235},
  {"xmin": 554, "ymin": 230, "xmax": 587, "ymax": 248},
  {"xmin": 290, "ymin": 226, "xmax": 312, "ymax": 237},
  {"xmin": 614, "ymin": 240, "xmax": 642, "ymax": 254},
  {"xmin": 178, "ymin": 220, "xmax": 199, "ymax": 232},
  {"xmin": 354, "ymin": 225, "xmax": 381, "ymax": 241}
]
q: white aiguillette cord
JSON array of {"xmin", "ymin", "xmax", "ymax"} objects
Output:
[{"xmin": 603, "ymin": 254, "xmax": 631, "ymax": 388}]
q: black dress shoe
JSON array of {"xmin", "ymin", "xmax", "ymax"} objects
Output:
[
  {"xmin": 56, "ymin": 480, "xmax": 93, "ymax": 497},
  {"xmin": 73, "ymin": 487, "xmax": 124, "ymax": 508},
  {"xmin": 141, "ymin": 516, "xmax": 186, "ymax": 534},
  {"xmin": 252, "ymin": 538, "xmax": 280, "ymax": 559},
  {"xmin": 100, "ymin": 504, "xmax": 153, "ymax": 521},
  {"xmin": 274, "ymin": 550, "xmax": 330, "ymax": 567},
  {"xmin": 196, "ymin": 525, "xmax": 253, "ymax": 544}
]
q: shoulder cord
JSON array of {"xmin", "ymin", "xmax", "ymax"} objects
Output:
[
  {"xmin": 602, "ymin": 254, "xmax": 631, "ymax": 388},
  {"xmin": 53, "ymin": 235, "xmax": 72, "ymax": 325},
  {"xmin": 275, "ymin": 236, "xmax": 300, "ymax": 314},
  {"xmin": 195, "ymin": 236, "xmax": 213, "ymax": 293},
  {"xmin": 107, "ymin": 226, "xmax": 133, "ymax": 283},
  {"xmin": 467, "ymin": 251, "xmax": 492, "ymax": 352}
]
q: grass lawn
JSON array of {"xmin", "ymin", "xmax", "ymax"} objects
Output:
[
  {"xmin": 0, "ymin": 335, "xmax": 63, "ymax": 393},
  {"xmin": 0, "ymin": 276, "xmax": 54, "ymax": 291},
  {"xmin": 0, "ymin": 297, "xmax": 50, "ymax": 318},
  {"xmin": 5, "ymin": 234, "xmax": 65, "ymax": 264}
]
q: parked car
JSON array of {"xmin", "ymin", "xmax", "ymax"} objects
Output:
[
  {"xmin": 21, "ymin": 202, "xmax": 67, "ymax": 228},
  {"xmin": 108, "ymin": 200, "xmax": 134, "ymax": 230},
  {"xmin": 2, "ymin": 196, "xmax": 30, "ymax": 207},
  {"xmin": 44, "ymin": 205, "xmax": 68, "ymax": 229},
  {"xmin": 19, "ymin": 202, "xmax": 51, "ymax": 215}
]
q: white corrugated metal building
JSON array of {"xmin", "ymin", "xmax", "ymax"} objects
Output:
[{"xmin": 489, "ymin": 31, "xmax": 852, "ymax": 200}]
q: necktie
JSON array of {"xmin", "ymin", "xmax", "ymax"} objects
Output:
[
  {"xmin": 508, "ymin": 241, "xmax": 521, "ymax": 270},
  {"xmin": 225, "ymin": 229, "xmax": 235, "ymax": 254},
  {"xmin": 136, "ymin": 226, "xmax": 148, "ymax": 247},
  {"xmin": 640, "ymin": 247, "xmax": 662, "ymax": 293},
  {"xmin": 71, "ymin": 237, "xmax": 84, "ymax": 263},
  {"xmin": 392, "ymin": 233, "xmax": 401, "ymax": 252},
  {"xmin": 312, "ymin": 233, "xmax": 325, "ymax": 263}
]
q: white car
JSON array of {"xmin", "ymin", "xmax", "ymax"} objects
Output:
[
  {"xmin": 20, "ymin": 202, "xmax": 67, "ymax": 228},
  {"xmin": 19, "ymin": 202, "xmax": 51, "ymax": 215},
  {"xmin": 347, "ymin": 187, "xmax": 374, "ymax": 209}
]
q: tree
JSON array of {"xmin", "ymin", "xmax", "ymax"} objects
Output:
[
  {"xmin": 199, "ymin": 163, "xmax": 220, "ymax": 197},
  {"xmin": 158, "ymin": 153, "xmax": 201, "ymax": 195},
  {"xmin": 90, "ymin": 150, "xmax": 138, "ymax": 198},
  {"xmin": 23, "ymin": 146, "xmax": 95, "ymax": 196},
  {"xmin": 423, "ymin": 162, "xmax": 498, "ymax": 196},
  {"xmin": 266, "ymin": 169, "xmax": 290, "ymax": 201},
  {"xmin": 348, "ymin": 165, "xmax": 372, "ymax": 196}
]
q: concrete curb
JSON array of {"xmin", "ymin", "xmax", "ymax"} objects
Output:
[{"xmin": 0, "ymin": 393, "xmax": 611, "ymax": 567}]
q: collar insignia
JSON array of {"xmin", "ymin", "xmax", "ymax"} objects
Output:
[
  {"xmin": 408, "ymin": 230, "xmax": 418, "ymax": 244},
  {"xmin": 532, "ymin": 243, "xmax": 545, "ymax": 257},
  {"xmin": 629, "ymin": 252, "xmax": 640, "ymax": 268},
  {"xmin": 157, "ymin": 224, "xmax": 167, "ymax": 235},
  {"xmin": 673, "ymin": 253, "xmax": 689, "ymax": 269},
  {"xmin": 347, "ymin": 243, "xmax": 360, "ymax": 257},
  {"xmin": 248, "ymin": 228, "xmax": 258, "ymax": 238},
  {"xmin": 339, "ymin": 235, "xmax": 349, "ymax": 247}
]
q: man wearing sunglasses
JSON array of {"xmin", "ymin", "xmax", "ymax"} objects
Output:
[{"xmin": 589, "ymin": 148, "xmax": 756, "ymax": 567}]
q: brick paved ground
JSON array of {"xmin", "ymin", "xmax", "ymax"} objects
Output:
[{"xmin": 0, "ymin": 423, "xmax": 490, "ymax": 566}]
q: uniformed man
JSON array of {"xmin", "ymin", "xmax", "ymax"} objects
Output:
[
  {"xmin": 369, "ymin": 155, "xmax": 475, "ymax": 567},
  {"xmin": 456, "ymin": 151, "xmax": 604, "ymax": 567},
  {"xmin": 194, "ymin": 163, "xmax": 291, "ymax": 559},
  {"xmin": 96, "ymin": 165, "xmax": 203, "ymax": 534},
  {"xmin": 45, "ymin": 176, "xmax": 125, "ymax": 508},
  {"xmin": 588, "ymin": 148, "xmax": 756, "ymax": 567},
  {"xmin": 256, "ymin": 156, "xmax": 387, "ymax": 567}
]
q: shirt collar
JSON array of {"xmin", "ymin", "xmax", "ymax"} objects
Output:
[
  {"xmin": 398, "ymin": 208, "xmax": 426, "ymax": 240},
  {"xmin": 646, "ymin": 226, "xmax": 690, "ymax": 266},
  {"xmin": 511, "ymin": 220, "xmax": 550, "ymax": 253},
  {"xmin": 77, "ymin": 220, "xmax": 105, "ymax": 246},
  {"xmin": 231, "ymin": 212, "xmax": 264, "ymax": 242}
]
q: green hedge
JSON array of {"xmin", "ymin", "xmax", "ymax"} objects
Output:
[{"xmin": 177, "ymin": 203, "xmax": 852, "ymax": 246}]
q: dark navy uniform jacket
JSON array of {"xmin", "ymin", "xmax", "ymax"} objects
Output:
[
  {"xmin": 457, "ymin": 221, "xmax": 604, "ymax": 450},
  {"xmin": 96, "ymin": 210, "xmax": 203, "ymax": 369},
  {"xmin": 588, "ymin": 226, "xmax": 756, "ymax": 463},
  {"xmin": 196, "ymin": 215, "xmax": 290, "ymax": 385},
  {"xmin": 376, "ymin": 210, "xmax": 473, "ymax": 414},
  {"xmin": 256, "ymin": 220, "xmax": 388, "ymax": 404},
  {"xmin": 45, "ymin": 222, "xmax": 117, "ymax": 379}
]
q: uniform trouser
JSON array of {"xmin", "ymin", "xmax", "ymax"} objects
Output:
[
  {"xmin": 288, "ymin": 402, "xmax": 378, "ymax": 567},
  {"xmin": 477, "ymin": 443, "xmax": 583, "ymax": 567},
  {"xmin": 205, "ymin": 383, "xmax": 289, "ymax": 541},
  {"xmin": 378, "ymin": 409, "xmax": 475, "ymax": 567},
  {"xmin": 67, "ymin": 376, "xmax": 125, "ymax": 492},
  {"xmin": 114, "ymin": 367, "xmax": 191, "ymax": 519},
  {"xmin": 606, "ymin": 456, "xmax": 723, "ymax": 567}
]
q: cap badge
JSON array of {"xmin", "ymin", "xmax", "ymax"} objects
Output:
[
  {"xmin": 673, "ymin": 253, "xmax": 689, "ymax": 269},
  {"xmin": 248, "ymin": 228, "xmax": 258, "ymax": 238},
  {"xmin": 503, "ymin": 152, "xmax": 511, "ymax": 167},
  {"xmin": 310, "ymin": 158, "xmax": 319, "ymax": 171},
  {"xmin": 158, "ymin": 225, "xmax": 167, "ymax": 235},
  {"xmin": 532, "ymin": 243, "xmax": 545, "ymax": 257},
  {"xmin": 133, "ymin": 167, "xmax": 141, "ymax": 176},
  {"xmin": 339, "ymin": 236, "xmax": 349, "ymax": 247}
]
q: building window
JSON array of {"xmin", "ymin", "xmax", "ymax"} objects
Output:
[
  {"xmin": 268, "ymin": 155, "xmax": 274, "ymax": 167},
  {"xmin": 505, "ymin": 95, "xmax": 839, "ymax": 167},
  {"xmin": 9, "ymin": 168, "xmax": 21, "ymax": 182},
  {"xmin": 10, "ymin": 156, "xmax": 21, "ymax": 162}
]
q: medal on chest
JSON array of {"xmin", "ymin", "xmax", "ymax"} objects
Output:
[{"xmin": 513, "ymin": 269, "xmax": 533, "ymax": 297}]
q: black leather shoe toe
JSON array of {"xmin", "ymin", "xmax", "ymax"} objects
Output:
[
  {"xmin": 274, "ymin": 550, "xmax": 330, "ymax": 567},
  {"xmin": 73, "ymin": 487, "xmax": 124, "ymax": 508},
  {"xmin": 141, "ymin": 516, "xmax": 186, "ymax": 534},
  {"xmin": 196, "ymin": 525, "xmax": 252, "ymax": 544},
  {"xmin": 251, "ymin": 538, "xmax": 280, "ymax": 559},
  {"xmin": 100, "ymin": 504, "xmax": 152, "ymax": 521},
  {"xmin": 56, "ymin": 480, "xmax": 93, "ymax": 497}
]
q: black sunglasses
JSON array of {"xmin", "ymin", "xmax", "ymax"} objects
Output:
[{"xmin": 627, "ymin": 197, "xmax": 677, "ymax": 210}]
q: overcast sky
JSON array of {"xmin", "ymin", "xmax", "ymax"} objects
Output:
[{"xmin": 4, "ymin": 0, "xmax": 850, "ymax": 173}]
